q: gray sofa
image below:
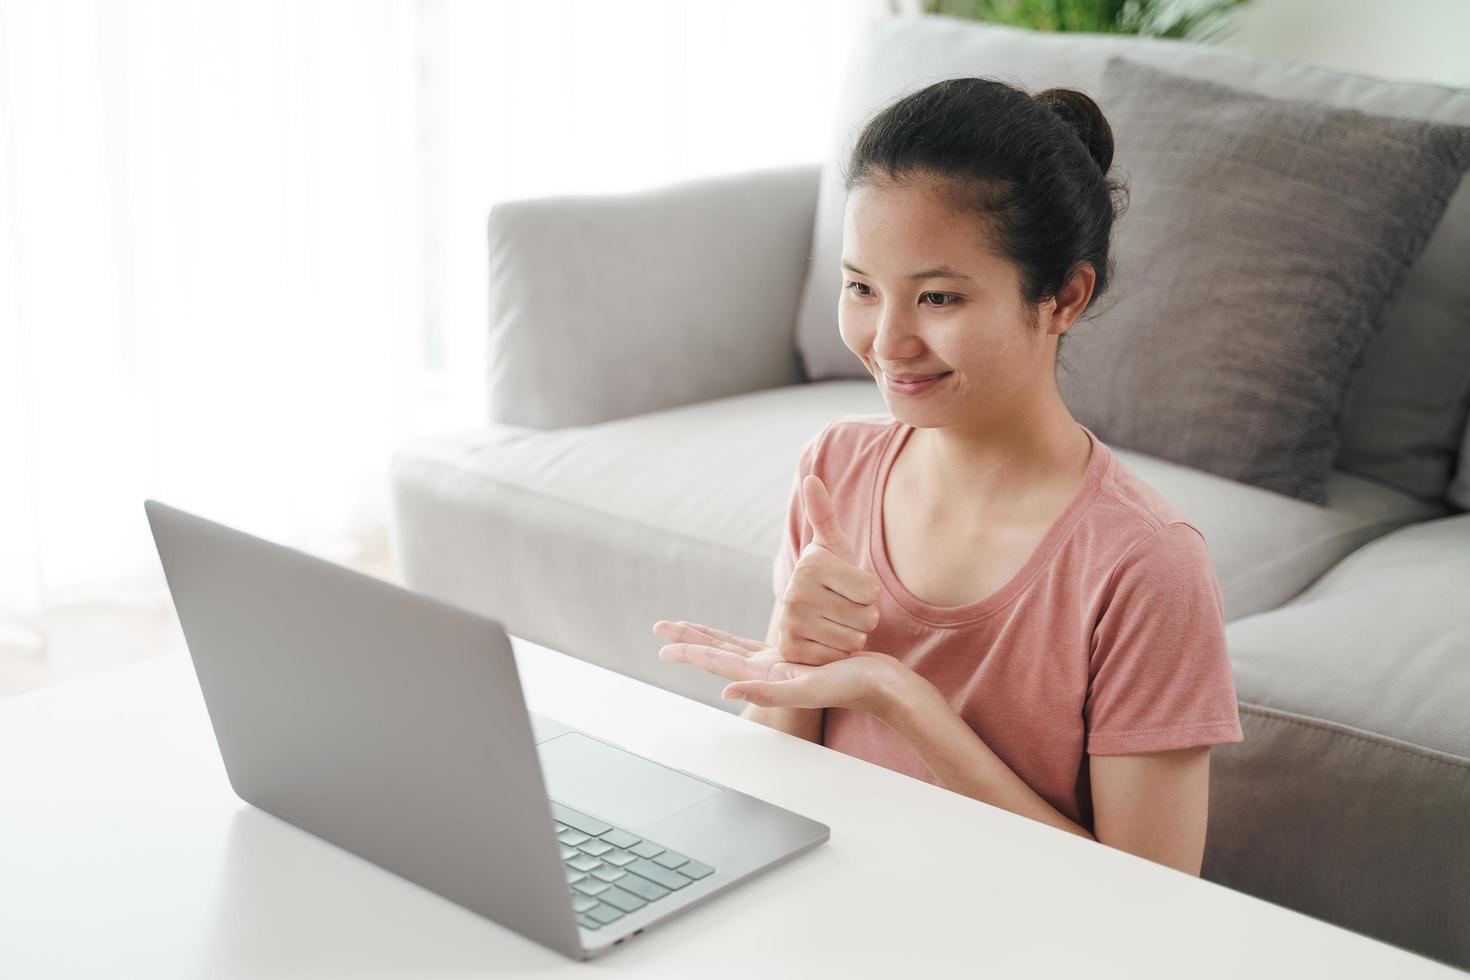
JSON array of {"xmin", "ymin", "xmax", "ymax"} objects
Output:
[{"xmin": 389, "ymin": 17, "xmax": 1470, "ymax": 971}]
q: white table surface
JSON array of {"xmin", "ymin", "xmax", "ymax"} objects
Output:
[{"xmin": 0, "ymin": 637, "xmax": 1457, "ymax": 978}]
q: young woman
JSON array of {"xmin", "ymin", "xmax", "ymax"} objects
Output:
[{"xmin": 653, "ymin": 77, "xmax": 1244, "ymax": 877}]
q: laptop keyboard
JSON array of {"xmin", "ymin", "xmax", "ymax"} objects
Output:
[{"xmin": 552, "ymin": 800, "xmax": 716, "ymax": 931}]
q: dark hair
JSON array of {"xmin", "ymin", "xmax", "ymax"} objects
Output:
[{"xmin": 841, "ymin": 77, "xmax": 1128, "ymax": 364}]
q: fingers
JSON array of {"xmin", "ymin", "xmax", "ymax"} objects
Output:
[
  {"xmin": 659, "ymin": 643, "xmax": 796, "ymax": 684},
  {"xmin": 794, "ymin": 615, "xmax": 867, "ymax": 654},
  {"xmin": 802, "ymin": 475, "xmax": 855, "ymax": 566},
  {"xmin": 791, "ymin": 475, "xmax": 881, "ymax": 655},
  {"xmin": 655, "ymin": 617, "xmax": 849, "ymax": 669},
  {"xmin": 671, "ymin": 620, "xmax": 767, "ymax": 652},
  {"xmin": 774, "ymin": 638, "xmax": 853, "ymax": 668},
  {"xmin": 724, "ymin": 673, "xmax": 814, "ymax": 709},
  {"xmin": 793, "ymin": 547, "xmax": 882, "ymax": 610},
  {"xmin": 652, "ymin": 620, "xmax": 758, "ymax": 656},
  {"xmin": 658, "ymin": 643, "xmax": 754, "ymax": 681},
  {"xmin": 776, "ymin": 593, "xmax": 865, "ymax": 666},
  {"xmin": 779, "ymin": 584, "xmax": 879, "ymax": 644}
]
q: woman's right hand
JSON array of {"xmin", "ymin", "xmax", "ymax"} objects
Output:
[{"xmin": 776, "ymin": 475, "xmax": 883, "ymax": 667}]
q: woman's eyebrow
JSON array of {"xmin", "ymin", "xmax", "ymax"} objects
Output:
[{"xmin": 841, "ymin": 259, "xmax": 973, "ymax": 282}]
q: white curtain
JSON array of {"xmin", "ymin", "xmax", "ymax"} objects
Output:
[{"xmin": 0, "ymin": 0, "xmax": 893, "ymax": 652}]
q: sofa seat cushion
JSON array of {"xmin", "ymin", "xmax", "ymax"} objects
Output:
[
  {"xmin": 1137, "ymin": 452, "xmax": 1447, "ymax": 622},
  {"xmin": 1205, "ymin": 513, "xmax": 1470, "ymax": 970},
  {"xmin": 1227, "ymin": 512, "xmax": 1470, "ymax": 758},
  {"xmin": 389, "ymin": 381, "xmax": 1447, "ymax": 708},
  {"xmin": 389, "ymin": 382, "xmax": 887, "ymax": 707}
]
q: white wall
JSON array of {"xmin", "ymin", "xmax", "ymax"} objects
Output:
[{"xmin": 1216, "ymin": 0, "xmax": 1470, "ymax": 87}]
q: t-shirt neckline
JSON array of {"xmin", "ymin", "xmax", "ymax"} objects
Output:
[{"xmin": 867, "ymin": 420, "xmax": 1111, "ymax": 627}]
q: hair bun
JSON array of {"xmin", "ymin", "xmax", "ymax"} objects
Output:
[{"xmin": 1032, "ymin": 87, "xmax": 1114, "ymax": 174}]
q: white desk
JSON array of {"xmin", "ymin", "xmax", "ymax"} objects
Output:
[{"xmin": 0, "ymin": 638, "xmax": 1457, "ymax": 977}]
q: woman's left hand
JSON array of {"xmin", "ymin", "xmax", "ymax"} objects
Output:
[{"xmin": 652, "ymin": 619, "xmax": 917, "ymax": 717}]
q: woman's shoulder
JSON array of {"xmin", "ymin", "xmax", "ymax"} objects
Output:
[
  {"xmin": 797, "ymin": 413, "xmax": 901, "ymax": 471},
  {"xmin": 1091, "ymin": 444, "xmax": 1202, "ymax": 539},
  {"xmin": 1076, "ymin": 441, "xmax": 1216, "ymax": 584}
]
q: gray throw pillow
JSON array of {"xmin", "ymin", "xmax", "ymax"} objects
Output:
[{"xmin": 1054, "ymin": 56, "xmax": 1470, "ymax": 505}]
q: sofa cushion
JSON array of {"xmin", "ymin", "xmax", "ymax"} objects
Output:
[
  {"xmin": 1227, "ymin": 512, "xmax": 1470, "ymax": 760},
  {"xmin": 1060, "ymin": 57, "xmax": 1470, "ymax": 506},
  {"xmin": 1207, "ymin": 513, "xmax": 1470, "ymax": 969},
  {"xmin": 389, "ymin": 381, "xmax": 1446, "ymax": 709},
  {"xmin": 390, "ymin": 383, "xmax": 887, "ymax": 709},
  {"xmin": 795, "ymin": 16, "xmax": 1470, "ymax": 508}
]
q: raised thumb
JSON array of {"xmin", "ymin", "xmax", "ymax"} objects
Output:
[{"xmin": 802, "ymin": 474, "xmax": 854, "ymax": 565}]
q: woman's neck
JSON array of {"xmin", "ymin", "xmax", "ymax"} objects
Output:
[{"xmin": 908, "ymin": 401, "xmax": 1091, "ymax": 518}]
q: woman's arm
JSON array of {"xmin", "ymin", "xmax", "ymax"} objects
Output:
[
  {"xmin": 882, "ymin": 673, "xmax": 1215, "ymax": 875},
  {"xmin": 1089, "ymin": 747, "xmax": 1211, "ymax": 876},
  {"xmin": 660, "ymin": 617, "xmax": 1213, "ymax": 875},
  {"xmin": 879, "ymin": 674, "xmax": 1096, "ymax": 841},
  {"xmin": 738, "ymin": 604, "xmax": 824, "ymax": 743}
]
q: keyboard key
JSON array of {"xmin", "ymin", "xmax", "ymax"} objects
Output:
[
  {"xmin": 551, "ymin": 802, "xmax": 611, "ymax": 837},
  {"xmin": 615, "ymin": 873, "xmax": 671, "ymax": 902},
  {"xmin": 600, "ymin": 828, "xmax": 641, "ymax": 849},
  {"xmin": 626, "ymin": 857, "xmax": 692, "ymax": 891},
  {"xmin": 601, "ymin": 848, "xmax": 637, "ymax": 867},
  {"xmin": 597, "ymin": 886, "xmax": 648, "ymax": 914},
  {"xmin": 550, "ymin": 797, "xmax": 716, "ymax": 916},
  {"xmin": 573, "ymin": 878, "xmax": 612, "ymax": 897},
  {"xmin": 566, "ymin": 853, "xmax": 601, "ymax": 872},
  {"xmin": 652, "ymin": 849, "xmax": 689, "ymax": 870},
  {"xmin": 679, "ymin": 860, "xmax": 715, "ymax": 880},
  {"xmin": 586, "ymin": 903, "xmax": 625, "ymax": 925},
  {"xmin": 629, "ymin": 841, "xmax": 665, "ymax": 859}
]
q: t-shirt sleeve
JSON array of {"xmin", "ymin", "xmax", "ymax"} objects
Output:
[
  {"xmin": 771, "ymin": 426, "xmax": 826, "ymax": 600},
  {"xmin": 1084, "ymin": 521, "xmax": 1245, "ymax": 756}
]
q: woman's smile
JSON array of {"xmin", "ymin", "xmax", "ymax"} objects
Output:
[{"xmin": 884, "ymin": 371, "xmax": 953, "ymax": 396}]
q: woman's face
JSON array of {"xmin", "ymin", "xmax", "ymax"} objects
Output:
[{"xmin": 839, "ymin": 175, "xmax": 1069, "ymax": 429}]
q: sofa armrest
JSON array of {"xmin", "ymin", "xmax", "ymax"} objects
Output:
[{"xmin": 486, "ymin": 164, "xmax": 821, "ymax": 429}]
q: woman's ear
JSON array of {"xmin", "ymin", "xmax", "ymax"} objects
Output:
[{"xmin": 1047, "ymin": 261, "xmax": 1096, "ymax": 335}]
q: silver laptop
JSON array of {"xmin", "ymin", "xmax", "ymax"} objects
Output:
[{"xmin": 143, "ymin": 499, "xmax": 829, "ymax": 961}]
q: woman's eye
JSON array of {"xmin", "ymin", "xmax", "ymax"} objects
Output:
[
  {"xmin": 843, "ymin": 282, "xmax": 960, "ymax": 308},
  {"xmin": 846, "ymin": 282, "xmax": 958, "ymax": 308}
]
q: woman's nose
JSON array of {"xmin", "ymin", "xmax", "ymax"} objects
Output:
[{"xmin": 872, "ymin": 307, "xmax": 925, "ymax": 360}]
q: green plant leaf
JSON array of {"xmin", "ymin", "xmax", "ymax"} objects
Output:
[{"xmin": 923, "ymin": 0, "xmax": 1255, "ymax": 42}]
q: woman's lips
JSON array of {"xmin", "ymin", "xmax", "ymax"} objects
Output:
[{"xmin": 885, "ymin": 371, "xmax": 952, "ymax": 395}]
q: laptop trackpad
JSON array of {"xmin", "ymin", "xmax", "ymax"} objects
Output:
[{"xmin": 537, "ymin": 732, "xmax": 723, "ymax": 830}]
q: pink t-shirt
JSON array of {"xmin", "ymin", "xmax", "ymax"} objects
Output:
[{"xmin": 772, "ymin": 414, "xmax": 1244, "ymax": 833}]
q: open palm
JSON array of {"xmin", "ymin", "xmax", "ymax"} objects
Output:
[{"xmin": 652, "ymin": 620, "xmax": 903, "ymax": 714}]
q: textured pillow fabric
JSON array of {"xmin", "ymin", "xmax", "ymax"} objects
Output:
[
  {"xmin": 1052, "ymin": 56, "xmax": 1470, "ymax": 505},
  {"xmin": 794, "ymin": 16, "xmax": 1470, "ymax": 508}
]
